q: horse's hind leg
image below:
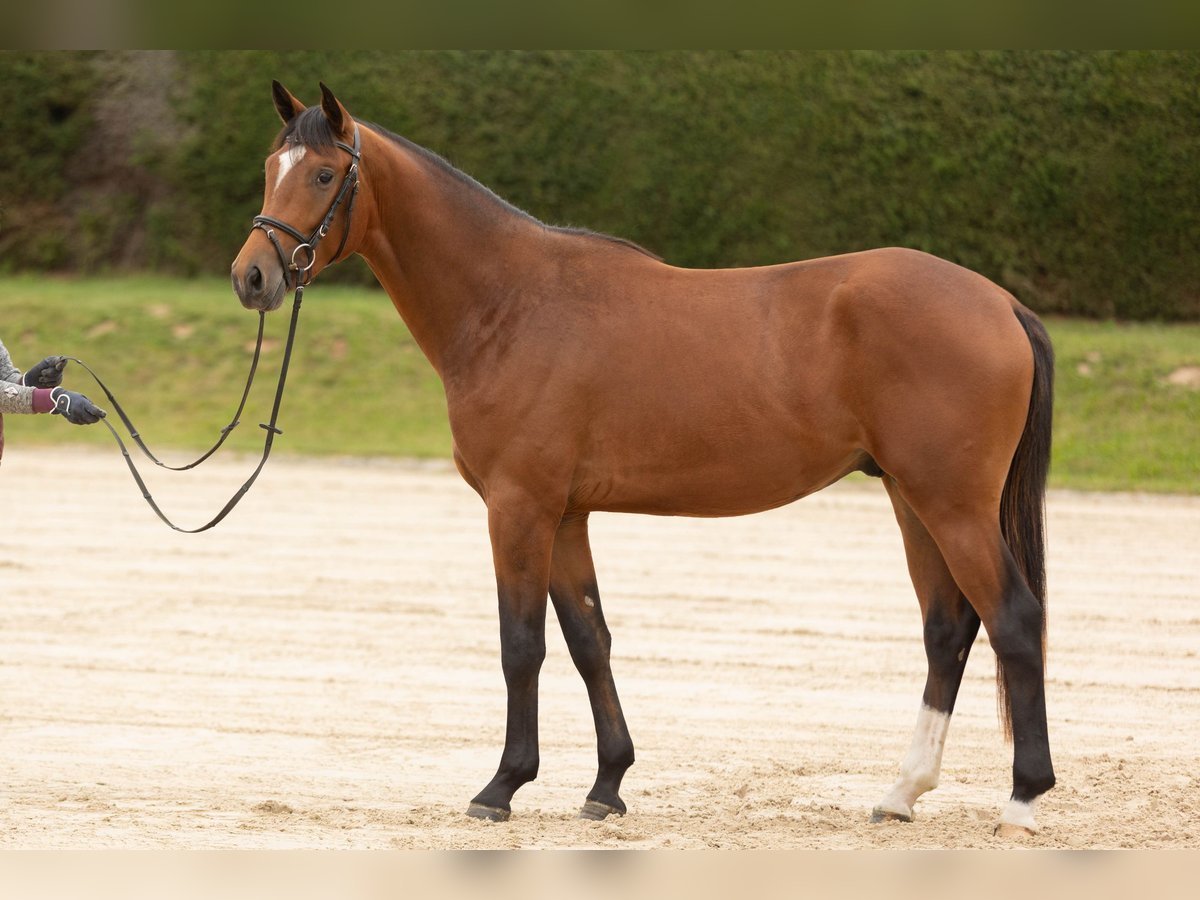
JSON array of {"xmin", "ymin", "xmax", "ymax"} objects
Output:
[
  {"xmin": 872, "ymin": 476, "xmax": 981, "ymax": 823},
  {"xmin": 548, "ymin": 513, "xmax": 635, "ymax": 819},
  {"xmin": 896, "ymin": 483, "xmax": 1054, "ymax": 835}
]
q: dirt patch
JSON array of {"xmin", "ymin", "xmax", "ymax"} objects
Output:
[
  {"xmin": 1164, "ymin": 366, "xmax": 1200, "ymax": 389},
  {"xmin": 1, "ymin": 448, "xmax": 1197, "ymax": 848},
  {"xmin": 86, "ymin": 321, "xmax": 119, "ymax": 339}
]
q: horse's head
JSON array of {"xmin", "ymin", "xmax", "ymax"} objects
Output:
[{"xmin": 231, "ymin": 81, "xmax": 363, "ymax": 311}]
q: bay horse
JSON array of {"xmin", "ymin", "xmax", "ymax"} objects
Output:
[{"xmin": 231, "ymin": 82, "xmax": 1055, "ymax": 837}]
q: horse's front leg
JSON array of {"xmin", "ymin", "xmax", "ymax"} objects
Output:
[
  {"xmin": 548, "ymin": 512, "xmax": 634, "ymax": 820},
  {"xmin": 466, "ymin": 492, "xmax": 560, "ymax": 821}
]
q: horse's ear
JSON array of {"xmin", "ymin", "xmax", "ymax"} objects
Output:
[
  {"xmin": 272, "ymin": 80, "xmax": 306, "ymax": 125},
  {"xmin": 319, "ymin": 82, "xmax": 353, "ymax": 138}
]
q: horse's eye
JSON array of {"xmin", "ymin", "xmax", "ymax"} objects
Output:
[{"xmin": 317, "ymin": 171, "xmax": 334, "ymax": 185}]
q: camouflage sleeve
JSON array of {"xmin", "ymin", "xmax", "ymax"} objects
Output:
[
  {"xmin": 0, "ymin": 380, "xmax": 38, "ymax": 414},
  {"xmin": 0, "ymin": 339, "xmax": 36, "ymax": 413},
  {"xmin": 0, "ymin": 337, "xmax": 24, "ymax": 385}
]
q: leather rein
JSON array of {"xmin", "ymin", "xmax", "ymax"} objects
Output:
[{"xmin": 75, "ymin": 126, "xmax": 362, "ymax": 533}]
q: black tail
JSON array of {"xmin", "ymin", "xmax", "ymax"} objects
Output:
[{"xmin": 996, "ymin": 304, "xmax": 1054, "ymax": 738}]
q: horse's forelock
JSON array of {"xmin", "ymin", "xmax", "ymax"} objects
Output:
[{"xmin": 272, "ymin": 106, "xmax": 337, "ymax": 152}]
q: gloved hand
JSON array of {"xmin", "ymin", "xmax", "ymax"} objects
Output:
[
  {"xmin": 22, "ymin": 356, "xmax": 68, "ymax": 388},
  {"xmin": 49, "ymin": 387, "xmax": 106, "ymax": 425}
]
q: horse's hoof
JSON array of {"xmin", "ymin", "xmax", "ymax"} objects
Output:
[
  {"xmin": 995, "ymin": 798, "xmax": 1038, "ymax": 836},
  {"xmin": 994, "ymin": 822, "xmax": 1037, "ymax": 839},
  {"xmin": 466, "ymin": 802, "xmax": 511, "ymax": 822},
  {"xmin": 579, "ymin": 800, "xmax": 623, "ymax": 821},
  {"xmin": 869, "ymin": 806, "xmax": 913, "ymax": 824}
]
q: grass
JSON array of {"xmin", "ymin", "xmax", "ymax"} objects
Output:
[
  {"xmin": 1, "ymin": 275, "xmax": 1196, "ymax": 494},
  {"xmin": 0, "ymin": 275, "xmax": 451, "ymax": 460},
  {"xmin": 1048, "ymin": 317, "xmax": 1199, "ymax": 493}
]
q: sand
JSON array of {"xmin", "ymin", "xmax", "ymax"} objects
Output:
[{"xmin": 1, "ymin": 447, "xmax": 1197, "ymax": 849}]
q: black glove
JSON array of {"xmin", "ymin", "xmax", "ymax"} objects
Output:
[
  {"xmin": 49, "ymin": 387, "xmax": 106, "ymax": 425},
  {"xmin": 23, "ymin": 356, "xmax": 68, "ymax": 388}
]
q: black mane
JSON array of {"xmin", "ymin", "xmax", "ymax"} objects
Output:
[{"xmin": 274, "ymin": 109, "xmax": 661, "ymax": 262}]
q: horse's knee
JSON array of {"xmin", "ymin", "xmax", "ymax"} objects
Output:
[
  {"xmin": 500, "ymin": 640, "xmax": 546, "ymax": 685},
  {"xmin": 499, "ymin": 613, "xmax": 547, "ymax": 684}
]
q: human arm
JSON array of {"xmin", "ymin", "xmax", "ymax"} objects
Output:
[
  {"xmin": 0, "ymin": 381, "xmax": 56, "ymax": 414},
  {"xmin": 0, "ymin": 380, "xmax": 104, "ymax": 423},
  {"xmin": 0, "ymin": 339, "xmax": 97, "ymax": 421}
]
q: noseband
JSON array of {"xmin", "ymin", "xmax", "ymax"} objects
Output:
[{"xmin": 252, "ymin": 123, "xmax": 362, "ymax": 286}]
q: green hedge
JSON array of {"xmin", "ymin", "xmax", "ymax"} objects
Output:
[
  {"xmin": 0, "ymin": 52, "xmax": 98, "ymax": 268},
  {"xmin": 2, "ymin": 51, "xmax": 1198, "ymax": 319}
]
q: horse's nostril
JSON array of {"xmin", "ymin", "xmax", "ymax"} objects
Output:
[{"xmin": 248, "ymin": 266, "xmax": 264, "ymax": 293}]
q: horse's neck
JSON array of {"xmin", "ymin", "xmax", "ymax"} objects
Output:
[{"xmin": 357, "ymin": 138, "xmax": 545, "ymax": 378}]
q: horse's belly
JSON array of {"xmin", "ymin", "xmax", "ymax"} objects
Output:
[{"xmin": 571, "ymin": 440, "xmax": 859, "ymax": 517}]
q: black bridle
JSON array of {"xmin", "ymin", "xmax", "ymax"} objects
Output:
[
  {"xmin": 252, "ymin": 123, "xmax": 362, "ymax": 288},
  {"xmin": 73, "ymin": 125, "xmax": 364, "ymax": 533}
]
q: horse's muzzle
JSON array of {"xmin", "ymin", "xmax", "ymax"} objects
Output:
[{"xmin": 231, "ymin": 258, "xmax": 287, "ymax": 312}]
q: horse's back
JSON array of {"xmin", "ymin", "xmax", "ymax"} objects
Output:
[{"xmin": 600, "ymin": 244, "xmax": 1034, "ymax": 448}]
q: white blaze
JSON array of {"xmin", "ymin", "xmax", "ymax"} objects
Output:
[{"xmin": 274, "ymin": 144, "xmax": 307, "ymax": 189}]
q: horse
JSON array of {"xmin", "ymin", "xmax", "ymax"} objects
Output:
[{"xmin": 231, "ymin": 82, "xmax": 1055, "ymax": 837}]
